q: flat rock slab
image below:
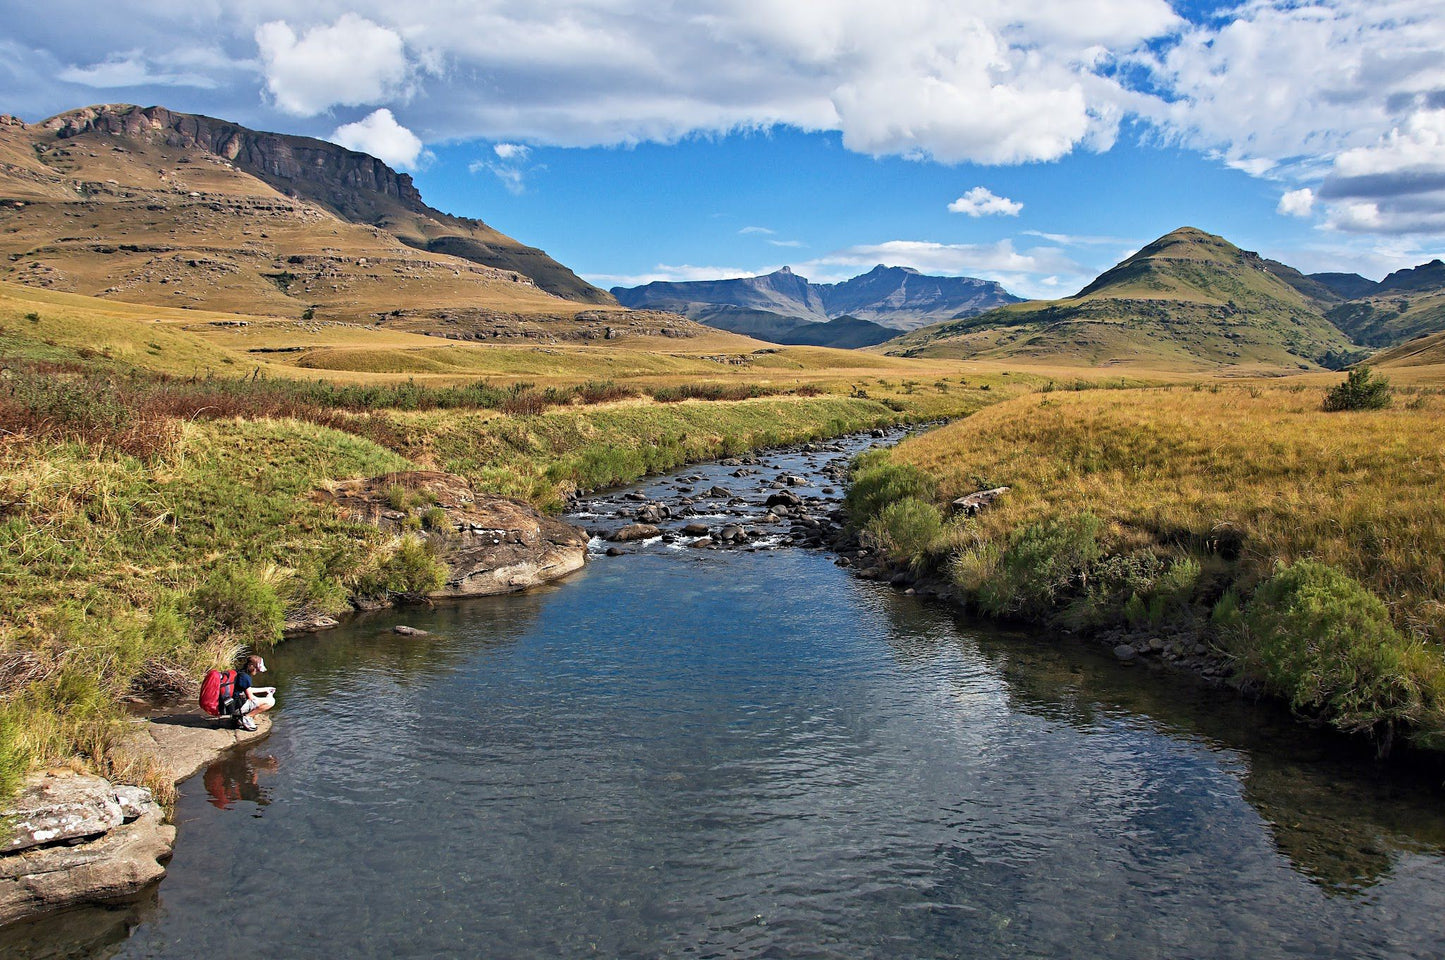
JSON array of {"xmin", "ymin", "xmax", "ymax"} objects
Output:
[
  {"xmin": 0, "ymin": 772, "xmax": 171, "ymax": 926},
  {"xmin": 117, "ymin": 710, "xmax": 272, "ymax": 786}
]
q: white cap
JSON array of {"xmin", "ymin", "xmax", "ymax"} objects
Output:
[{"xmin": 254, "ymin": 657, "xmax": 267, "ymax": 673}]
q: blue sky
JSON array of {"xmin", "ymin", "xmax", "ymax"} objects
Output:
[{"xmin": 5, "ymin": 1, "xmax": 1444, "ymax": 299}]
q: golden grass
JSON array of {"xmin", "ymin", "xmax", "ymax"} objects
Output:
[{"xmin": 892, "ymin": 384, "xmax": 1445, "ymax": 640}]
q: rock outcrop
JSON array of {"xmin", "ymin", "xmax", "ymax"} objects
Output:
[
  {"xmin": 324, "ymin": 471, "xmax": 588, "ymax": 598},
  {"xmin": 0, "ymin": 713, "xmax": 271, "ymax": 927},
  {"xmin": 0, "ymin": 773, "xmax": 171, "ymax": 926}
]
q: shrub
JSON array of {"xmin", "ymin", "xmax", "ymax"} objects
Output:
[
  {"xmin": 963, "ymin": 513, "xmax": 1103, "ymax": 619},
  {"xmin": 421, "ymin": 506, "xmax": 451, "ymax": 532},
  {"xmin": 355, "ymin": 537, "xmax": 448, "ymax": 598},
  {"xmin": 844, "ymin": 459, "xmax": 937, "ymax": 523},
  {"xmin": 190, "ymin": 565, "xmax": 284, "ymax": 644},
  {"xmin": 864, "ymin": 497, "xmax": 944, "ymax": 567},
  {"xmin": 1240, "ymin": 560, "xmax": 1445, "ymax": 751},
  {"xmin": 1323, "ymin": 366, "xmax": 1392, "ymax": 412}
]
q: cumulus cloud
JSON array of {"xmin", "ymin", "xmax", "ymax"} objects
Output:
[
  {"xmin": 1316, "ymin": 109, "xmax": 1445, "ymax": 234},
  {"xmin": 256, "ymin": 14, "xmax": 410, "ymax": 116},
  {"xmin": 492, "ymin": 143, "xmax": 530, "ymax": 161},
  {"xmin": 1278, "ymin": 188, "xmax": 1316, "ymax": 217},
  {"xmin": 948, "ymin": 187, "xmax": 1023, "ymax": 217},
  {"xmin": 330, "ymin": 109, "xmax": 426, "ymax": 169}
]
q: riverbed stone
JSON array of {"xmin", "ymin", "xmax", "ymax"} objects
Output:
[
  {"xmin": 609, "ymin": 523, "xmax": 661, "ymax": 542},
  {"xmin": 1114, "ymin": 645, "xmax": 1137, "ymax": 662},
  {"xmin": 393, "ymin": 625, "xmax": 429, "ymax": 636},
  {"xmin": 681, "ymin": 523, "xmax": 710, "ymax": 536}
]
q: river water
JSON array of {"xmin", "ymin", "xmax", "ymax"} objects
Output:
[{"xmin": 12, "ymin": 435, "xmax": 1445, "ymax": 960}]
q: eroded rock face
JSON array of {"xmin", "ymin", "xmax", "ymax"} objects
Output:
[
  {"xmin": 0, "ymin": 773, "xmax": 172, "ymax": 926},
  {"xmin": 324, "ymin": 471, "xmax": 588, "ymax": 598}
]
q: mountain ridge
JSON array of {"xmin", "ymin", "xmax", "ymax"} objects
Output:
[
  {"xmin": 887, "ymin": 227, "xmax": 1366, "ymax": 370},
  {"xmin": 613, "ymin": 265, "xmax": 1022, "ymax": 338}
]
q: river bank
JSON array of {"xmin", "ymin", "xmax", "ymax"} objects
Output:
[{"xmin": 843, "ymin": 383, "xmax": 1445, "ymax": 759}]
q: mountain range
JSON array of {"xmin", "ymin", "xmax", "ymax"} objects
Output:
[
  {"xmin": 612, "ymin": 265, "xmax": 1021, "ymax": 347},
  {"xmin": 2, "ymin": 103, "xmax": 1443, "ymax": 372},
  {"xmin": 888, "ymin": 227, "xmax": 1445, "ymax": 371}
]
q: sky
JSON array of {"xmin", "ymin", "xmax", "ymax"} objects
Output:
[{"xmin": 4, "ymin": 1, "xmax": 1444, "ymax": 299}]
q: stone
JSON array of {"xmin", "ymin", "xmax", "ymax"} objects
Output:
[
  {"xmin": 951, "ymin": 487, "xmax": 1010, "ymax": 517},
  {"xmin": 605, "ymin": 546, "xmax": 625, "ymax": 557},
  {"xmin": 765, "ymin": 491, "xmax": 802, "ymax": 508},
  {"xmin": 607, "ymin": 523, "xmax": 660, "ymax": 542},
  {"xmin": 718, "ymin": 524, "xmax": 744, "ymax": 542},
  {"xmin": 1, "ymin": 774, "xmax": 127, "ymax": 855},
  {"xmin": 283, "ymin": 614, "xmax": 341, "ymax": 634},
  {"xmin": 393, "ymin": 625, "xmax": 429, "ymax": 636},
  {"xmin": 1114, "ymin": 644, "xmax": 1137, "ymax": 662},
  {"xmin": 687, "ymin": 537, "xmax": 713, "ymax": 548},
  {"xmin": 705, "ymin": 486, "xmax": 732, "ymax": 498},
  {"xmin": 681, "ymin": 523, "xmax": 710, "ymax": 536},
  {"xmin": 322, "ymin": 471, "xmax": 588, "ymax": 598}
]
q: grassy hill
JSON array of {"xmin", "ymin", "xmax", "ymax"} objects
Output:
[
  {"xmin": 1327, "ymin": 289, "xmax": 1445, "ymax": 349},
  {"xmin": 886, "ymin": 227, "xmax": 1360, "ymax": 371},
  {"xmin": 0, "ymin": 104, "xmax": 664, "ymax": 343}
]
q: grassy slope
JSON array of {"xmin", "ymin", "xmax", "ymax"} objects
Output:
[
  {"xmin": 1329, "ymin": 290, "xmax": 1445, "ymax": 348},
  {"xmin": 860, "ymin": 383, "xmax": 1445, "ymax": 750},
  {"xmin": 886, "ymin": 228, "xmax": 1356, "ymax": 371}
]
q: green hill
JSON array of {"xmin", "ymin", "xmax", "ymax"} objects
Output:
[
  {"xmin": 886, "ymin": 227, "xmax": 1360, "ymax": 370},
  {"xmin": 1325, "ymin": 261, "xmax": 1445, "ymax": 348}
]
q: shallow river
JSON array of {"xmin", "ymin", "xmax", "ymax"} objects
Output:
[{"xmin": 14, "ymin": 437, "xmax": 1445, "ymax": 960}]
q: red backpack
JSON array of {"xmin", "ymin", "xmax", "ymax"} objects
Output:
[{"xmin": 199, "ymin": 669, "xmax": 238, "ymax": 717}]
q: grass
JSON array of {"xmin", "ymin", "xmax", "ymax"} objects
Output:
[{"xmin": 850, "ymin": 382, "xmax": 1445, "ymax": 752}]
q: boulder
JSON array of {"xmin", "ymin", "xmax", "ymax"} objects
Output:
[
  {"xmin": 705, "ymin": 486, "xmax": 733, "ymax": 499},
  {"xmin": 0, "ymin": 773, "xmax": 172, "ymax": 926},
  {"xmin": 951, "ymin": 487, "xmax": 1010, "ymax": 517},
  {"xmin": 765, "ymin": 490, "xmax": 802, "ymax": 508},
  {"xmin": 1113, "ymin": 644, "xmax": 1137, "ymax": 662},
  {"xmin": 681, "ymin": 523, "xmax": 710, "ymax": 536},
  {"xmin": 321, "ymin": 471, "xmax": 588, "ymax": 598},
  {"xmin": 393, "ymin": 625, "xmax": 429, "ymax": 637},
  {"xmin": 607, "ymin": 523, "xmax": 661, "ymax": 542}
]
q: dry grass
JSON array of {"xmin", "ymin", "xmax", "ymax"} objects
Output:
[{"xmin": 894, "ymin": 384, "xmax": 1445, "ymax": 640}]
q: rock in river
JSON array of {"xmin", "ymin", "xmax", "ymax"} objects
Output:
[{"xmin": 608, "ymin": 523, "xmax": 661, "ymax": 543}]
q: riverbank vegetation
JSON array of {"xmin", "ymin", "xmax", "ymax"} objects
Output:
[{"xmin": 847, "ymin": 381, "xmax": 1445, "ymax": 754}]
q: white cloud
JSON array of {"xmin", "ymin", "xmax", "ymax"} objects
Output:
[
  {"xmin": 795, "ymin": 238, "xmax": 1087, "ymax": 298},
  {"xmin": 493, "ymin": 143, "xmax": 530, "ymax": 161},
  {"xmin": 1278, "ymin": 188, "xmax": 1316, "ymax": 217},
  {"xmin": 330, "ymin": 109, "xmax": 426, "ymax": 169},
  {"xmin": 57, "ymin": 52, "xmax": 219, "ymax": 89},
  {"xmin": 948, "ymin": 187, "xmax": 1023, "ymax": 217},
  {"xmin": 739, "ymin": 226, "xmax": 775, "ymax": 235},
  {"xmin": 1314, "ymin": 109, "xmax": 1445, "ymax": 234},
  {"xmin": 256, "ymin": 14, "xmax": 410, "ymax": 116},
  {"xmin": 768, "ymin": 239, "xmax": 807, "ymax": 248}
]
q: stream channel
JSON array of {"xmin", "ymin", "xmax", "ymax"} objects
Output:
[{"xmin": 12, "ymin": 429, "xmax": 1445, "ymax": 959}]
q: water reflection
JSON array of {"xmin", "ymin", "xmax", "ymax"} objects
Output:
[
  {"xmin": 871, "ymin": 586, "xmax": 1445, "ymax": 898},
  {"xmin": 203, "ymin": 751, "xmax": 278, "ymax": 812},
  {"xmin": 0, "ymin": 891, "xmax": 156, "ymax": 960}
]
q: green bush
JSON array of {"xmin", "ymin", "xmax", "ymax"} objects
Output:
[
  {"xmin": 355, "ymin": 537, "xmax": 448, "ymax": 598},
  {"xmin": 1240, "ymin": 560, "xmax": 1445, "ymax": 750},
  {"xmin": 190, "ymin": 565, "xmax": 284, "ymax": 644},
  {"xmin": 964, "ymin": 513, "xmax": 1103, "ymax": 619},
  {"xmin": 421, "ymin": 506, "xmax": 451, "ymax": 532},
  {"xmin": 1323, "ymin": 366, "xmax": 1392, "ymax": 412},
  {"xmin": 845, "ymin": 459, "xmax": 937, "ymax": 524},
  {"xmin": 864, "ymin": 497, "xmax": 944, "ymax": 567}
]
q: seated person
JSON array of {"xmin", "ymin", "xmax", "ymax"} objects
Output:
[{"xmin": 228, "ymin": 654, "xmax": 275, "ymax": 732}]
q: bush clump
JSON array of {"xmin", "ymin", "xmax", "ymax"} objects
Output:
[
  {"xmin": 190, "ymin": 565, "xmax": 284, "ymax": 644},
  {"xmin": 1238, "ymin": 560, "xmax": 1445, "ymax": 752},
  {"xmin": 354, "ymin": 537, "xmax": 448, "ymax": 599},
  {"xmin": 953, "ymin": 513, "xmax": 1102, "ymax": 619},
  {"xmin": 844, "ymin": 458, "xmax": 937, "ymax": 524},
  {"xmin": 1323, "ymin": 366, "xmax": 1392, "ymax": 412},
  {"xmin": 864, "ymin": 497, "xmax": 943, "ymax": 567}
]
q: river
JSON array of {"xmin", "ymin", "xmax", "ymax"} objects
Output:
[{"xmin": 11, "ymin": 433, "xmax": 1445, "ymax": 959}]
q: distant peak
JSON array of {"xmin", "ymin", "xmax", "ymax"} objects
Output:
[{"xmin": 776, "ymin": 265, "xmax": 793, "ymax": 274}]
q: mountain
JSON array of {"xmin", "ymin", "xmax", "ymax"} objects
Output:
[
  {"xmin": 887, "ymin": 227, "xmax": 1361, "ymax": 370},
  {"xmin": 613, "ymin": 265, "xmax": 1021, "ymax": 340},
  {"xmin": 0, "ymin": 104, "xmax": 687, "ymax": 343},
  {"xmin": 668, "ymin": 305, "xmax": 896, "ymax": 348},
  {"xmin": 1325, "ymin": 259, "xmax": 1445, "ymax": 348},
  {"xmin": 1309, "ymin": 272, "xmax": 1379, "ymax": 301}
]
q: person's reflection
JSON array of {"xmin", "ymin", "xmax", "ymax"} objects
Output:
[{"xmin": 203, "ymin": 752, "xmax": 279, "ymax": 810}]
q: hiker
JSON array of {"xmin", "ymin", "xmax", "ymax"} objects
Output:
[{"xmin": 226, "ymin": 654, "xmax": 275, "ymax": 732}]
